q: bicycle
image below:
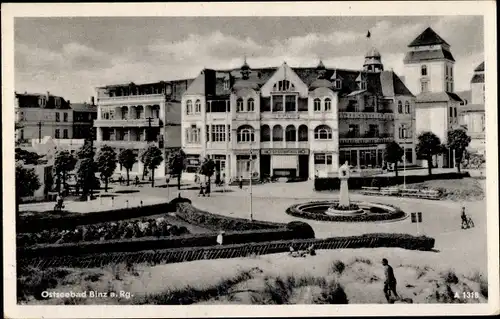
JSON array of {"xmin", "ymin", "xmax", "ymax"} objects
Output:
[{"xmin": 53, "ymin": 202, "xmax": 65, "ymax": 211}]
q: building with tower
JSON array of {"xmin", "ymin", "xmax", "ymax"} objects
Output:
[
  {"xmin": 181, "ymin": 50, "xmax": 416, "ymax": 182},
  {"xmin": 456, "ymin": 61, "xmax": 485, "ymax": 155},
  {"xmin": 94, "ymin": 79, "xmax": 193, "ymax": 178},
  {"xmin": 403, "ymin": 27, "xmax": 463, "ymax": 168}
]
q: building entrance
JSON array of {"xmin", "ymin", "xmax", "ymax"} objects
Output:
[{"xmin": 298, "ymin": 155, "xmax": 309, "ymax": 178}]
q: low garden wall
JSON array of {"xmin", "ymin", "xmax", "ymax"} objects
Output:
[
  {"xmin": 20, "ymin": 233, "xmax": 435, "ymax": 269},
  {"xmin": 314, "ymin": 172, "xmax": 471, "ymax": 191}
]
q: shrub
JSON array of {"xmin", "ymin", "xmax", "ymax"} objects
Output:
[
  {"xmin": 176, "ymin": 203, "xmax": 286, "ymax": 231},
  {"xmin": 329, "ymin": 203, "xmax": 360, "ymax": 211},
  {"xmin": 286, "ymin": 221, "xmax": 315, "ymax": 239},
  {"xmin": 330, "ymin": 260, "xmax": 346, "ymax": 275}
]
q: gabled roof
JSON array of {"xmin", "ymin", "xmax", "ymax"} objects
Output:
[
  {"xmin": 456, "ymin": 90, "xmax": 472, "ymax": 103},
  {"xmin": 416, "ymin": 92, "xmax": 463, "ymax": 103},
  {"xmin": 408, "ymin": 27, "xmax": 450, "ymax": 47},
  {"xmin": 471, "ymin": 73, "xmax": 484, "ymax": 83},
  {"xmin": 379, "ymin": 71, "xmax": 414, "ymax": 97},
  {"xmin": 184, "ymin": 71, "xmax": 207, "ymax": 95},
  {"xmin": 404, "ymin": 48, "xmax": 455, "ymax": 63},
  {"xmin": 474, "ymin": 61, "xmax": 485, "ymax": 72}
]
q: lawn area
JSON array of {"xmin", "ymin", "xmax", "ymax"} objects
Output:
[
  {"xmin": 404, "ymin": 177, "xmax": 484, "ymax": 201},
  {"xmin": 18, "ymin": 248, "xmax": 488, "ymax": 305}
]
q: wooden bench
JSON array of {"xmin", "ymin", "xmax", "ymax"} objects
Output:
[
  {"xmin": 360, "ymin": 186, "xmax": 381, "ymax": 195},
  {"xmin": 417, "ymin": 190, "xmax": 441, "ymax": 200},
  {"xmin": 380, "ymin": 187, "xmax": 399, "ymax": 196}
]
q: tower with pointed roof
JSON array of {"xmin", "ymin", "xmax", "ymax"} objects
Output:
[
  {"xmin": 363, "ymin": 47, "xmax": 384, "ymax": 73},
  {"xmin": 241, "ymin": 56, "xmax": 251, "ymax": 80},
  {"xmin": 403, "ymin": 27, "xmax": 456, "ymax": 95}
]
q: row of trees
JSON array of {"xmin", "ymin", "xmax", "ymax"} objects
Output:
[{"xmin": 384, "ymin": 129, "xmax": 471, "ymax": 176}]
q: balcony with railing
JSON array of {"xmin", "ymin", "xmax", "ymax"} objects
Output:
[
  {"xmin": 97, "ymin": 93, "xmax": 165, "ymax": 105},
  {"xmin": 338, "ymin": 109, "xmax": 394, "ymax": 120},
  {"xmin": 339, "ymin": 132, "xmax": 394, "ymax": 145},
  {"xmin": 94, "ymin": 118, "xmax": 162, "ymax": 127},
  {"xmin": 96, "ymin": 140, "xmax": 151, "ymax": 149}
]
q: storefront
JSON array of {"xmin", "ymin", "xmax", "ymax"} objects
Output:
[{"xmin": 262, "ymin": 148, "xmax": 309, "ymax": 178}]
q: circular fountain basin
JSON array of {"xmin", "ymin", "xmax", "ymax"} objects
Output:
[{"xmin": 286, "ymin": 200, "xmax": 406, "ymax": 222}]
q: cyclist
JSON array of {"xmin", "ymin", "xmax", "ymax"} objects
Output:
[
  {"xmin": 461, "ymin": 206, "xmax": 468, "ymax": 229},
  {"xmin": 55, "ymin": 193, "xmax": 64, "ymax": 210}
]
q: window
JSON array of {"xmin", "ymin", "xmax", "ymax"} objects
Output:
[
  {"xmin": 272, "ymin": 125, "xmax": 283, "ymax": 141},
  {"xmin": 195, "ymin": 100, "xmax": 201, "ymax": 113},
  {"xmin": 247, "ymin": 98, "xmax": 255, "ymax": 112},
  {"xmin": 454, "ymin": 108, "xmax": 457, "ymax": 118},
  {"xmin": 445, "ymin": 65, "xmax": 449, "ymax": 77},
  {"xmin": 56, "ymin": 112, "xmax": 60, "ymax": 122},
  {"xmin": 348, "ymin": 124, "xmax": 360, "ymax": 137},
  {"xmin": 324, "ymin": 98, "xmax": 332, "ymax": 111},
  {"xmin": 211, "ymin": 124, "xmax": 226, "ymax": 142},
  {"xmin": 20, "ymin": 129, "xmax": 24, "ymax": 140},
  {"xmin": 273, "ymin": 80, "xmax": 295, "ymax": 92},
  {"xmin": 136, "ymin": 106, "xmax": 144, "ymax": 119},
  {"xmin": 38, "ymin": 97, "xmax": 46, "ymax": 107},
  {"xmin": 237, "ymin": 125, "xmax": 255, "ymax": 142},
  {"xmin": 20, "ymin": 112, "xmax": 24, "ymax": 120},
  {"xmin": 63, "ymin": 129, "xmax": 68, "ymax": 139},
  {"xmin": 398, "ymin": 101, "xmax": 403, "ymax": 113},
  {"xmin": 334, "ymin": 79, "xmax": 342, "ymax": 89},
  {"xmin": 357, "ymin": 81, "xmax": 367, "ymax": 90},
  {"xmin": 404, "ymin": 101, "xmax": 410, "ymax": 114},
  {"xmin": 237, "ymin": 98, "xmax": 244, "ymax": 112},
  {"xmin": 405, "ymin": 148, "xmax": 413, "ymax": 164},
  {"xmin": 63, "ymin": 112, "xmax": 68, "ymax": 122},
  {"xmin": 55, "ymin": 129, "xmax": 60, "ymax": 138},
  {"xmin": 185, "ymin": 125, "xmax": 200, "ymax": 144},
  {"xmin": 314, "ymin": 125, "xmax": 332, "ymax": 140},
  {"xmin": 285, "ymin": 125, "xmax": 296, "ymax": 142},
  {"xmin": 314, "ymin": 98, "xmax": 321, "ymax": 112},
  {"xmin": 298, "ymin": 125, "xmax": 308, "ymax": 141},
  {"xmin": 421, "ymin": 65, "xmax": 427, "ymax": 76},
  {"xmin": 186, "ymin": 100, "xmax": 193, "ymax": 115},
  {"xmin": 122, "ymin": 107, "xmax": 128, "ymax": 120},
  {"xmin": 224, "ymin": 78, "xmax": 230, "ymax": 90},
  {"xmin": 228, "ymin": 125, "xmax": 231, "ymax": 141},
  {"xmin": 314, "ymin": 153, "xmax": 333, "ymax": 165},
  {"xmin": 449, "ymin": 107, "xmax": 453, "ymax": 118},
  {"xmin": 450, "ymin": 66, "xmax": 453, "ymax": 78},
  {"xmin": 272, "ymin": 95, "xmax": 283, "ymax": 112},
  {"xmin": 261, "ymin": 125, "xmax": 271, "ymax": 142},
  {"xmin": 285, "ymin": 96, "xmax": 296, "ymax": 112},
  {"xmin": 450, "ymin": 82, "xmax": 453, "ymax": 92},
  {"xmin": 420, "ymin": 80, "xmax": 429, "ymax": 93},
  {"xmin": 368, "ymin": 124, "xmax": 379, "ymax": 137}
]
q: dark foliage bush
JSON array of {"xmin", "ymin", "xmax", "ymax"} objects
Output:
[
  {"xmin": 314, "ymin": 172, "xmax": 471, "ymax": 191},
  {"xmin": 329, "ymin": 203, "xmax": 360, "ymax": 211},
  {"xmin": 286, "ymin": 201, "xmax": 406, "ymax": 222},
  {"xmin": 286, "ymin": 221, "xmax": 315, "ymax": 239},
  {"xmin": 176, "ymin": 203, "xmax": 286, "ymax": 231}
]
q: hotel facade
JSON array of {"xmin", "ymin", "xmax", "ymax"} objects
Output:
[
  {"xmin": 94, "ymin": 80, "xmax": 192, "ymax": 177},
  {"xmin": 181, "ymin": 49, "xmax": 416, "ymax": 181}
]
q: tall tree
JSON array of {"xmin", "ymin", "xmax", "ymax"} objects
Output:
[
  {"xmin": 167, "ymin": 149, "xmax": 187, "ymax": 190},
  {"xmin": 141, "ymin": 145, "xmax": 163, "ymax": 187},
  {"xmin": 384, "ymin": 141, "xmax": 404, "ymax": 177},
  {"xmin": 118, "ymin": 149, "xmax": 137, "ymax": 186},
  {"xmin": 416, "ymin": 131, "xmax": 443, "ymax": 176},
  {"xmin": 16, "ymin": 163, "xmax": 41, "ymax": 214},
  {"xmin": 447, "ymin": 129, "xmax": 471, "ymax": 173},
  {"xmin": 53, "ymin": 150, "xmax": 77, "ymax": 192},
  {"xmin": 76, "ymin": 142, "xmax": 99, "ymax": 199},
  {"xmin": 199, "ymin": 157, "xmax": 216, "ymax": 184},
  {"xmin": 96, "ymin": 145, "xmax": 117, "ymax": 192},
  {"xmin": 15, "ymin": 148, "xmax": 43, "ymax": 165}
]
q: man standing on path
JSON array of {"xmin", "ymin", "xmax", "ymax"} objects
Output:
[
  {"xmin": 239, "ymin": 176, "xmax": 243, "ymax": 189},
  {"xmin": 382, "ymin": 258, "xmax": 399, "ymax": 303}
]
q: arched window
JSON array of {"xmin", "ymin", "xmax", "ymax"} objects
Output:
[
  {"xmin": 397, "ymin": 101, "xmax": 403, "ymax": 114},
  {"xmin": 195, "ymin": 100, "xmax": 201, "ymax": 113},
  {"xmin": 324, "ymin": 98, "xmax": 332, "ymax": 111},
  {"xmin": 151, "ymin": 105, "xmax": 160, "ymax": 118},
  {"xmin": 237, "ymin": 125, "xmax": 254, "ymax": 142},
  {"xmin": 136, "ymin": 105, "xmax": 144, "ymax": 119},
  {"xmin": 314, "ymin": 98, "xmax": 321, "ymax": 112},
  {"xmin": 285, "ymin": 125, "xmax": 296, "ymax": 142},
  {"xmin": 298, "ymin": 125, "xmax": 308, "ymax": 141},
  {"xmin": 314, "ymin": 125, "xmax": 332, "ymax": 140},
  {"xmin": 272, "ymin": 125, "xmax": 283, "ymax": 142},
  {"xmin": 247, "ymin": 98, "xmax": 255, "ymax": 112},
  {"xmin": 121, "ymin": 106, "xmax": 129, "ymax": 120},
  {"xmin": 237, "ymin": 98, "xmax": 244, "ymax": 112},
  {"xmin": 273, "ymin": 80, "xmax": 295, "ymax": 92},
  {"xmin": 261, "ymin": 125, "xmax": 271, "ymax": 142},
  {"xmin": 404, "ymin": 101, "xmax": 410, "ymax": 114},
  {"xmin": 186, "ymin": 100, "xmax": 193, "ymax": 114},
  {"xmin": 421, "ymin": 65, "xmax": 427, "ymax": 76}
]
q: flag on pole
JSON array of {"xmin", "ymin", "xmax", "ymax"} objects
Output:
[{"xmin": 366, "ymin": 30, "xmax": 371, "ymax": 38}]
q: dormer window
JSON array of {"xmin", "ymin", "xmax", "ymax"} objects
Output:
[
  {"xmin": 273, "ymin": 80, "xmax": 295, "ymax": 92},
  {"xmin": 355, "ymin": 73, "xmax": 366, "ymax": 90},
  {"xmin": 334, "ymin": 79, "xmax": 342, "ymax": 89},
  {"xmin": 421, "ymin": 65, "xmax": 428, "ymax": 76},
  {"xmin": 224, "ymin": 78, "xmax": 230, "ymax": 90}
]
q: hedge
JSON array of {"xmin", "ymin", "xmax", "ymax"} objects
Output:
[
  {"xmin": 20, "ymin": 233, "xmax": 435, "ymax": 269},
  {"xmin": 17, "ymin": 197, "xmax": 192, "ymax": 233},
  {"xmin": 314, "ymin": 172, "xmax": 471, "ymax": 191},
  {"xmin": 176, "ymin": 203, "xmax": 286, "ymax": 231},
  {"xmin": 286, "ymin": 201, "xmax": 406, "ymax": 222},
  {"xmin": 17, "ymin": 221, "xmax": 314, "ymax": 258}
]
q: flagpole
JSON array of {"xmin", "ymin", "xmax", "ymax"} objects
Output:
[{"xmin": 225, "ymin": 101, "xmax": 229, "ymax": 192}]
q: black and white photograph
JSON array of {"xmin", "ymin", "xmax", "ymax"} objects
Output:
[{"xmin": 2, "ymin": 2, "xmax": 498, "ymax": 317}]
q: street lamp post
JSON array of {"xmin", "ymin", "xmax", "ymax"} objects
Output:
[
  {"xmin": 249, "ymin": 143, "xmax": 253, "ymax": 222},
  {"xmin": 38, "ymin": 121, "xmax": 42, "ymax": 143}
]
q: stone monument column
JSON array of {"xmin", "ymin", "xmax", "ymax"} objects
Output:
[{"xmin": 338, "ymin": 161, "xmax": 350, "ymax": 208}]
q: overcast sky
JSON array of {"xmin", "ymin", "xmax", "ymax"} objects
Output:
[{"xmin": 15, "ymin": 15, "xmax": 484, "ymax": 102}]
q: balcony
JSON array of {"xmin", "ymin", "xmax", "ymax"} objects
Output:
[
  {"xmin": 260, "ymin": 112, "xmax": 307, "ymax": 120},
  {"xmin": 96, "ymin": 140, "xmax": 150, "ymax": 149},
  {"xmin": 339, "ymin": 133, "xmax": 394, "ymax": 145},
  {"xmin": 97, "ymin": 94, "xmax": 165, "ymax": 105},
  {"xmin": 338, "ymin": 110, "xmax": 394, "ymax": 120},
  {"xmin": 94, "ymin": 118, "xmax": 162, "ymax": 127}
]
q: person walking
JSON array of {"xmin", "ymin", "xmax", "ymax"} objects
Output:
[
  {"xmin": 239, "ymin": 176, "xmax": 243, "ymax": 189},
  {"xmin": 198, "ymin": 180, "xmax": 205, "ymax": 197},
  {"xmin": 205, "ymin": 179, "xmax": 211, "ymax": 197},
  {"xmin": 382, "ymin": 258, "xmax": 399, "ymax": 302},
  {"xmin": 135, "ymin": 176, "xmax": 140, "ymax": 187}
]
